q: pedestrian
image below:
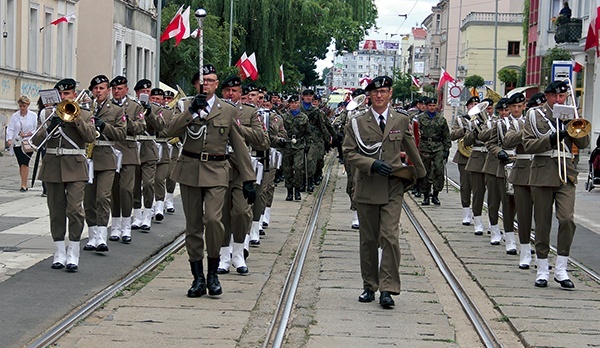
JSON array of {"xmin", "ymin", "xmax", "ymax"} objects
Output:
[{"xmin": 6, "ymin": 96, "xmax": 37, "ymax": 192}]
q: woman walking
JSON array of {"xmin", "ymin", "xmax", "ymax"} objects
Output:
[{"xmin": 6, "ymin": 96, "xmax": 37, "ymax": 191}]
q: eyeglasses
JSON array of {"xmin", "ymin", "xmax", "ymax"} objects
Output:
[
  {"xmin": 203, "ymin": 78, "xmax": 217, "ymax": 84},
  {"xmin": 371, "ymin": 89, "xmax": 390, "ymax": 96}
]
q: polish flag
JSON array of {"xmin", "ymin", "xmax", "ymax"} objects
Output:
[
  {"xmin": 584, "ymin": 1, "xmax": 600, "ymax": 56},
  {"xmin": 279, "ymin": 64, "xmax": 285, "ymax": 84},
  {"xmin": 160, "ymin": 6, "xmax": 191, "ymax": 46},
  {"xmin": 573, "ymin": 61, "xmax": 584, "ymax": 73},
  {"xmin": 40, "ymin": 13, "xmax": 76, "ymax": 31},
  {"xmin": 411, "ymin": 75, "xmax": 422, "ymax": 88},
  {"xmin": 241, "ymin": 52, "xmax": 259, "ymax": 81},
  {"xmin": 235, "ymin": 52, "xmax": 249, "ymax": 79},
  {"xmin": 437, "ymin": 67, "xmax": 454, "ymax": 90}
]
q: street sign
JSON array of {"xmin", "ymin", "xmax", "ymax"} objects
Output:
[
  {"xmin": 552, "ymin": 60, "xmax": 573, "ymax": 82},
  {"xmin": 447, "ymin": 81, "xmax": 463, "ymax": 106},
  {"xmin": 449, "ymin": 84, "xmax": 462, "ymax": 98}
]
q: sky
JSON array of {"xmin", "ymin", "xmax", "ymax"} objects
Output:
[{"xmin": 316, "ymin": 0, "xmax": 439, "ymax": 75}]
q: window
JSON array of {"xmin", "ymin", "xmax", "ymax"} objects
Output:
[
  {"xmin": 359, "ymin": 56, "xmax": 364, "ymax": 61},
  {"xmin": 66, "ymin": 23, "xmax": 74, "ymax": 76},
  {"xmin": 351, "ymin": 73, "xmax": 355, "ymax": 77},
  {"xmin": 137, "ymin": 47, "xmax": 143, "ymax": 79},
  {"xmin": 4, "ymin": 0, "xmax": 16, "ymax": 67},
  {"xmin": 507, "ymin": 41, "xmax": 520, "ymax": 56},
  {"xmin": 125, "ymin": 44, "xmax": 131, "ymax": 77},
  {"xmin": 115, "ymin": 41, "xmax": 123, "ymax": 76},
  {"xmin": 358, "ymin": 65, "xmax": 363, "ymax": 69},
  {"xmin": 344, "ymin": 64, "xmax": 348, "ymax": 68},
  {"xmin": 29, "ymin": 6, "xmax": 39, "ymax": 73},
  {"xmin": 436, "ymin": 14, "xmax": 441, "ymax": 33},
  {"xmin": 43, "ymin": 9, "xmax": 52, "ymax": 75},
  {"xmin": 434, "ymin": 48, "xmax": 439, "ymax": 67},
  {"xmin": 358, "ymin": 73, "xmax": 363, "ymax": 78},
  {"xmin": 56, "ymin": 22, "xmax": 64, "ymax": 76}
]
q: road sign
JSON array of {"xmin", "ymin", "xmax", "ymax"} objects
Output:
[
  {"xmin": 552, "ymin": 60, "xmax": 573, "ymax": 82},
  {"xmin": 449, "ymin": 84, "xmax": 462, "ymax": 98}
]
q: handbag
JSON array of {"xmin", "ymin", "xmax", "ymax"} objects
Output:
[{"xmin": 21, "ymin": 139, "xmax": 34, "ymax": 153}]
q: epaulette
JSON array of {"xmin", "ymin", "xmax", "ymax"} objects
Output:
[
  {"xmin": 242, "ymin": 102, "xmax": 256, "ymax": 108},
  {"xmin": 394, "ymin": 108, "xmax": 409, "ymax": 117},
  {"xmin": 222, "ymin": 99, "xmax": 237, "ymax": 107}
]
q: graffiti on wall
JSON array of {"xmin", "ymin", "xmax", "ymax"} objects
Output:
[
  {"xmin": 1, "ymin": 78, "xmax": 11, "ymax": 95},
  {"xmin": 20, "ymin": 81, "xmax": 43, "ymax": 99}
]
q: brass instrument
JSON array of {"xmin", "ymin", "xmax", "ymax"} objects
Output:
[
  {"xmin": 457, "ymin": 138, "xmax": 472, "ymax": 157},
  {"xmin": 167, "ymin": 85, "xmax": 187, "ymax": 109},
  {"xmin": 467, "ymin": 101, "xmax": 490, "ymax": 132},
  {"xmin": 346, "ymin": 94, "xmax": 367, "ymax": 111}
]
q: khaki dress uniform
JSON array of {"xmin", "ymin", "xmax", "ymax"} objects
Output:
[
  {"xmin": 154, "ymin": 105, "xmax": 175, "ymax": 221},
  {"xmin": 109, "ymin": 97, "xmax": 146, "ymax": 242},
  {"xmin": 481, "ymin": 116, "xmax": 503, "ymax": 242},
  {"xmin": 343, "ymin": 108, "xmax": 426, "ymax": 297},
  {"xmin": 464, "ymin": 117, "xmax": 492, "ymax": 234},
  {"xmin": 166, "ymin": 96, "xmax": 255, "ymax": 292},
  {"xmin": 523, "ymin": 102, "xmax": 589, "ymax": 287},
  {"xmin": 450, "ymin": 114, "xmax": 473, "ymax": 222},
  {"xmin": 84, "ymin": 99, "xmax": 127, "ymax": 251},
  {"xmin": 33, "ymin": 106, "xmax": 96, "ymax": 269}
]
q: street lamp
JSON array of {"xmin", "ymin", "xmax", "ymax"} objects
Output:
[{"xmin": 228, "ymin": 0, "xmax": 234, "ymax": 66}]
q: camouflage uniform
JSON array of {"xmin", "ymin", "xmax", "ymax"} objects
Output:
[
  {"xmin": 417, "ymin": 111, "xmax": 450, "ymax": 194},
  {"xmin": 302, "ymin": 103, "xmax": 332, "ymax": 190},
  {"xmin": 282, "ymin": 109, "xmax": 309, "ymax": 190}
]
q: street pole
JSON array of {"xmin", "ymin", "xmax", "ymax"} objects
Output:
[
  {"xmin": 493, "ymin": 0, "xmax": 498, "ymax": 91},
  {"xmin": 155, "ymin": 2, "xmax": 161, "ymax": 83},
  {"xmin": 228, "ymin": 0, "xmax": 233, "ymax": 66}
]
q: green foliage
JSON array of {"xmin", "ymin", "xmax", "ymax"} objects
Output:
[
  {"xmin": 160, "ymin": 0, "xmax": 377, "ymax": 92},
  {"xmin": 464, "ymin": 75, "xmax": 485, "ymax": 88},
  {"xmin": 422, "ymin": 84, "xmax": 435, "ymax": 94},
  {"xmin": 541, "ymin": 47, "xmax": 573, "ymax": 85},
  {"xmin": 391, "ymin": 71, "xmax": 417, "ymax": 103},
  {"xmin": 497, "ymin": 67, "xmax": 518, "ymax": 84},
  {"xmin": 523, "ymin": 0, "xmax": 530, "ymax": 48}
]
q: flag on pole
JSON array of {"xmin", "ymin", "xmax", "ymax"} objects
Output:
[
  {"xmin": 410, "ymin": 75, "xmax": 422, "ymax": 88},
  {"xmin": 160, "ymin": 5, "xmax": 191, "ymax": 46},
  {"xmin": 584, "ymin": 1, "xmax": 600, "ymax": 56},
  {"xmin": 484, "ymin": 86, "xmax": 502, "ymax": 103},
  {"xmin": 241, "ymin": 52, "xmax": 259, "ymax": 81},
  {"xmin": 437, "ymin": 68, "xmax": 454, "ymax": 90},
  {"xmin": 235, "ymin": 52, "xmax": 249, "ymax": 79},
  {"xmin": 279, "ymin": 65, "xmax": 285, "ymax": 84},
  {"xmin": 573, "ymin": 60, "xmax": 584, "ymax": 73},
  {"xmin": 40, "ymin": 13, "xmax": 76, "ymax": 31}
]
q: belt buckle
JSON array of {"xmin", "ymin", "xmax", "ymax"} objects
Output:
[
  {"xmin": 56, "ymin": 148, "xmax": 63, "ymax": 156},
  {"xmin": 200, "ymin": 152, "xmax": 208, "ymax": 162}
]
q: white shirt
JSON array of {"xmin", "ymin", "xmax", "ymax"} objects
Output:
[
  {"xmin": 371, "ymin": 107, "xmax": 390, "ymax": 124},
  {"xmin": 7, "ymin": 110, "xmax": 37, "ymax": 146}
]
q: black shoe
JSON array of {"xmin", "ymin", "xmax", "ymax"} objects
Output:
[
  {"xmin": 351, "ymin": 223, "xmax": 359, "ymax": 229},
  {"xmin": 141, "ymin": 225, "xmax": 150, "ymax": 232},
  {"xmin": 286, "ymin": 188, "xmax": 293, "ymax": 201},
  {"xmin": 554, "ymin": 278, "xmax": 575, "ymax": 290},
  {"xmin": 95, "ymin": 244, "xmax": 109, "ymax": 252},
  {"xmin": 519, "ymin": 264, "xmax": 530, "ymax": 270},
  {"xmin": 207, "ymin": 257, "xmax": 223, "ymax": 296},
  {"xmin": 358, "ymin": 289, "xmax": 375, "ymax": 302},
  {"xmin": 51, "ymin": 262, "xmax": 65, "ymax": 269},
  {"xmin": 315, "ymin": 177, "xmax": 322, "ymax": 186},
  {"xmin": 414, "ymin": 191, "xmax": 422, "ymax": 198},
  {"xmin": 534, "ymin": 279, "xmax": 548, "ymax": 287},
  {"xmin": 108, "ymin": 235, "xmax": 120, "ymax": 242},
  {"xmin": 236, "ymin": 266, "xmax": 249, "ymax": 274},
  {"xmin": 250, "ymin": 239, "xmax": 260, "ymax": 246},
  {"xmin": 262, "ymin": 221, "xmax": 269, "ymax": 228},
  {"xmin": 155, "ymin": 213, "xmax": 164, "ymax": 222},
  {"xmin": 299, "ymin": 184, "xmax": 306, "ymax": 193},
  {"xmin": 166, "ymin": 207, "xmax": 175, "ymax": 214},
  {"xmin": 506, "ymin": 249, "xmax": 517, "ymax": 255},
  {"xmin": 187, "ymin": 261, "xmax": 207, "ymax": 297},
  {"xmin": 421, "ymin": 197, "xmax": 430, "ymax": 206},
  {"xmin": 217, "ymin": 268, "xmax": 230, "ymax": 274},
  {"xmin": 259, "ymin": 229, "xmax": 265, "ymax": 236},
  {"xmin": 474, "ymin": 231, "xmax": 483, "ymax": 236},
  {"xmin": 66, "ymin": 264, "xmax": 78, "ymax": 272},
  {"xmin": 131, "ymin": 223, "xmax": 141, "ymax": 230},
  {"xmin": 379, "ymin": 291, "xmax": 395, "ymax": 308},
  {"xmin": 294, "ymin": 188, "xmax": 301, "ymax": 201},
  {"xmin": 121, "ymin": 236, "xmax": 132, "ymax": 244},
  {"xmin": 83, "ymin": 244, "xmax": 96, "ymax": 251},
  {"xmin": 431, "ymin": 192, "xmax": 440, "ymax": 205}
]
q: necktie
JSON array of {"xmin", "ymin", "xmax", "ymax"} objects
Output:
[{"xmin": 378, "ymin": 115, "xmax": 385, "ymax": 133}]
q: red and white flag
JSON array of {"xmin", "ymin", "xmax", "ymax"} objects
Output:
[
  {"xmin": 40, "ymin": 13, "xmax": 76, "ymax": 31},
  {"xmin": 190, "ymin": 28, "xmax": 200, "ymax": 39},
  {"xmin": 411, "ymin": 75, "xmax": 422, "ymax": 88},
  {"xmin": 235, "ymin": 52, "xmax": 249, "ymax": 79},
  {"xmin": 160, "ymin": 6, "xmax": 191, "ymax": 46},
  {"xmin": 279, "ymin": 64, "xmax": 285, "ymax": 84},
  {"xmin": 584, "ymin": 0, "xmax": 600, "ymax": 56},
  {"xmin": 573, "ymin": 60, "xmax": 584, "ymax": 73},
  {"xmin": 437, "ymin": 68, "xmax": 454, "ymax": 90},
  {"xmin": 241, "ymin": 52, "xmax": 259, "ymax": 81}
]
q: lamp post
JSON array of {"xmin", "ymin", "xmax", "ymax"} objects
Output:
[{"xmin": 228, "ymin": 0, "xmax": 234, "ymax": 66}]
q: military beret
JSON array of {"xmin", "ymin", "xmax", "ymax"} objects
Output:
[
  {"xmin": 302, "ymin": 89, "xmax": 315, "ymax": 96},
  {"xmin": 365, "ymin": 76, "xmax": 393, "ymax": 92},
  {"xmin": 264, "ymin": 94, "xmax": 272, "ymax": 102},
  {"xmin": 426, "ymin": 98, "xmax": 437, "ymax": 105},
  {"xmin": 246, "ymin": 83, "xmax": 258, "ymax": 93},
  {"xmin": 288, "ymin": 95, "xmax": 299, "ymax": 102},
  {"xmin": 507, "ymin": 92, "xmax": 526, "ymax": 105},
  {"xmin": 134, "ymin": 79, "xmax": 152, "ymax": 91},
  {"xmin": 110, "ymin": 76, "xmax": 128, "ymax": 87},
  {"xmin": 466, "ymin": 96, "xmax": 480, "ymax": 105},
  {"xmin": 202, "ymin": 64, "xmax": 217, "ymax": 75},
  {"xmin": 495, "ymin": 98, "xmax": 509, "ymax": 110},
  {"xmin": 544, "ymin": 80, "xmax": 569, "ymax": 94},
  {"xmin": 481, "ymin": 98, "xmax": 494, "ymax": 106},
  {"xmin": 258, "ymin": 86, "xmax": 267, "ymax": 94},
  {"xmin": 527, "ymin": 92, "xmax": 547, "ymax": 108},
  {"xmin": 54, "ymin": 78, "xmax": 77, "ymax": 91},
  {"xmin": 221, "ymin": 75, "xmax": 242, "ymax": 89},
  {"xmin": 89, "ymin": 75, "xmax": 109, "ymax": 90},
  {"xmin": 164, "ymin": 90, "xmax": 175, "ymax": 98},
  {"xmin": 150, "ymin": 88, "xmax": 164, "ymax": 96},
  {"xmin": 352, "ymin": 88, "xmax": 366, "ymax": 97},
  {"xmin": 241, "ymin": 85, "xmax": 250, "ymax": 95}
]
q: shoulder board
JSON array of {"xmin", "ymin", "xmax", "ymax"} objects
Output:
[
  {"xmin": 393, "ymin": 108, "xmax": 409, "ymax": 117},
  {"xmin": 242, "ymin": 102, "xmax": 256, "ymax": 108},
  {"xmin": 222, "ymin": 99, "xmax": 237, "ymax": 107}
]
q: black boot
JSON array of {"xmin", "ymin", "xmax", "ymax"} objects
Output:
[
  {"xmin": 300, "ymin": 183, "xmax": 306, "ymax": 192},
  {"xmin": 286, "ymin": 188, "xmax": 293, "ymax": 201},
  {"xmin": 421, "ymin": 192, "xmax": 430, "ymax": 205},
  {"xmin": 187, "ymin": 260, "xmax": 207, "ymax": 297},
  {"xmin": 414, "ymin": 186, "xmax": 422, "ymax": 198},
  {"xmin": 314, "ymin": 175, "xmax": 322, "ymax": 186},
  {"xmin": 307, "ymin": 178, "xmax": 315, "ymax": 193},
  {"xmin": 432, "ymin": 191, "xmax": 440, "ymax": 205},
  {"xmin": 294, "ymin": 187, "xmax": 301, "ymax": 201},
  {"xmin": 206, "ymin": 257, "xmax": 223, "ymax": 296}
]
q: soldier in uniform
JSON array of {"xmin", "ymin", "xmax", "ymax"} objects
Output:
[
  {"xmin": 165, "ymin": 65, "xmax": 256, "ymax": 297},
  {"xmin": 417, "ymin": 98, "xmax": 450, "ymax": 205},
  {"xmin": 451, "ymin": 96, "xmax": 479, "ymax": 225},
  {"xmin": 282, "ymin": 95, "xmax": 309, "ymax": 200},
  {"xmin": 150, "ymin": 88, "xmax": 172, "ymax": 222},
  {"xmin": 131, "ymin": 79, "xmax": 165, "ymax": 232},
  {"xmin": 83, "ymin": 75, "xmax": 127, "ymax": 252},
  {"xmin": 32, "ymin": 79, "xmax": 97, "ymax": 271},
  {"xmin": 343, "ymin": 76, "xmax": 426, "ymax": 308},
  {"xmin": 523, "ymin": 80, "xmax": 589, "ymax": 289},
  {"xmin": 163, "ymin": 90, "xmax": 179, "ymax": 214},
  {"xmin": 107, "ymin": 76, "xmax": 147, "ymax": 244}
]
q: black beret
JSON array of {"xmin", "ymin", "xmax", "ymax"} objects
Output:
[
  {"xmin": 134, "ymin": 79, "xmax": 152, "ymax": 91},
  {"xmin": 202, "ymin": 64, "xmax": 217, "ymax": 75},
  {"xmin": 544, "ymin": 80, "xmax": 569, "ymax": 94},
  {"xmin": 258, "ymin": 86, "xmax": 267, "ymax": 94},
  {"xmin": 466, "ymin": 96, "xmax": 480, "ymax": 105},
  {"xmin": 527, "ymin": 93, "xmax": 547, "ymax": 108},
  {"xmin": 314, "ymin": 94, "xmax": 322, "ymax": 101},
  {"xmin": 426, "ymin": 98, "xmax": 437, "ymax": 105},
  {"xmin": 89, "ymin": 75, "xmax": 109, "ymax": 90},
  {"xmin": 164, "ymin": 90, "xmax": 175, "ymax": 98},
  {"xmin": 241, "ymin": 85, "xmax": 250, "ymax": 95},
  {"xmin": 246, "ymin": 83, "xmax": 258, "ymax": 93},
  {"xmin": 481, "ymin": 98, "xmax": 494, "ymax": 106},
  {"xmin": 507, "ymin": 92, "xmax": 526, "ymax": 105},
  {"xmin": 495, "ymin": 98, "xmax": 509, "ymax": 110},
  {"xmin": 54, "ymin": 78, "xmax": 77, "ymax": 91},
  {"xmin": 302, "ymin": 89, "xmax": 315, "ymax": 96},
  {"xmin": 221, "ymin": 75, "xmax": 242, "ymax": 89},
  {"xmin": 352, "ymin": 88, "xmax": 366, "ymax": 97},
  {"xmin": 365, "ymin": 76, "xmax": 393, "ymax": 92},
  {"xmin": 264, "ymin": 94, "xmax": 271, "ymax": 102},
  {"xmin": 150, "ymin": 88, "xmax": 164, "ymax": 96},
  {"xmin": 110, "ymin": 76, "xmax": 128, "ymax": 87},
  {"xmin": 288, "ymin": 95, "xmax": 299, "ymax": 102}
]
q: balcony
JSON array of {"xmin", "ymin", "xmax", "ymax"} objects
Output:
[
  {"xmin": 461, "ymin": 12, "xmax": 523, "ymax": 29},
  {"xmin": 554, "ymin": 17, "xmax": 583, "ymax": 44}
]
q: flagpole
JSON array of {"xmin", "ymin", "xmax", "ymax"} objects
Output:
[
  {"xmin": 195, "ymin": 8, "xmax": 207, "ymax": 93},
  {"xmin": 228, "ymin": 0, "xmax": 233, "ymax": 66},
  {"xmin": 156, "ymin": 3, "xmax": 162, "ymax": 84}
]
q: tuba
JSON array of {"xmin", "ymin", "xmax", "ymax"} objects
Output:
[
  {"xmin": 458, "ymin": 138, "xmax": 472, "ymax": 157},
  {"xmin": 467, "ymin": 101, "xmax": 490, "ymax": 132},
  {"xmin": 346, "ymin": 94, "xmax": 367, "ymax": 111}
]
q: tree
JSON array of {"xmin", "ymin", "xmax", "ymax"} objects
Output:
[
  {"xmin": 541, "ymin": 47, "xmax": 573, "ymax": 86},
  {"xmin": 464, "ymin": 75, "xmax": 485, "ymax": 89},
  {"xmin": 392, "ymin": 71, "xmax": 418, "ymax": 103},
  {"xmin": 498, "ymin": 67, "xmax": 519, "ymax": 91}
]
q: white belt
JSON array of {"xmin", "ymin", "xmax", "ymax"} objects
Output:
[
  {"xmin": 125, "ymin": 136, "xmax": 137, "ymax": 141},
  {"xmin": 472, "ymin": 146, "xmax": 488, "ymax": 153},
  {"xmin": 155, "ymin": 138, "xmax": 168, "ymax": 143},
  {"xmin": 46, "ymin": 148, "xmax": 86, "ymax": 156},
  {"xmin": 137, "ymin": 135, "xmax": 156, "ymax": 141},
  {"xmin": 534, "ymin": 150, "xmax": 573, "ymax": 159},
  {"xmin": 95, "ymin": 140, "xmax": 115, "ymax": 146},
  {"xmin": 504, "ymin": 149, "xmax": 516, "ymax": 156},
  {"xmin": 515, "ymin": 154, "xmax": 533, "ymax": 160}
]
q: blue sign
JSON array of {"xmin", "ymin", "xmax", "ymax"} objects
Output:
[{"xmin": 551, "ymin": 60, "xmax": 573, "ymax": 82}]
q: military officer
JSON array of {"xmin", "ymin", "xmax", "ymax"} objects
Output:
[
  {"xmin": 165, "ymin": 65, "xmax": 256, "ymax": 297},
  {"xmin": 162, "ymin": 90, "xmax": 178, "ymax": 214},
  {"xmin": 150, "ymin": 88, "xmax": 172, "ymax": 222},
  {"xmin": 107, "ymin": 76, "xmax": 147, "ymax": 244},
  {"xmin": 343, "ymin": 76, "xmax": 426, "ymax": 309},
  {"xmin": 451, "ymin": 96, "xmax": 479, "ymax": 225},
  {"xmin": 417, "ymin": 98, "xmax": 450, "ymax": 205},
  {"xmin": 131, "ymin": 79, "xmax": 165, "ymax": 231},
  {"xmin": 32, "ymin": 79, "xmax": 97, "ymax": 271},
  {"xmin": 282, "ymin": 95, "xmax": 309, "ymax": 200},
  {"xmin": 83, "ymin": 75, "xmax": 127, "ymax": 252},
  {"xmin": 523, "ymin": 80, "xmax": 589, "ymax": 289}
]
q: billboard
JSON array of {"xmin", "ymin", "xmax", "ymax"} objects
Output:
[{"xmin": 358, "ymin": 40, "xmax": 400, "ymax": 51}]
